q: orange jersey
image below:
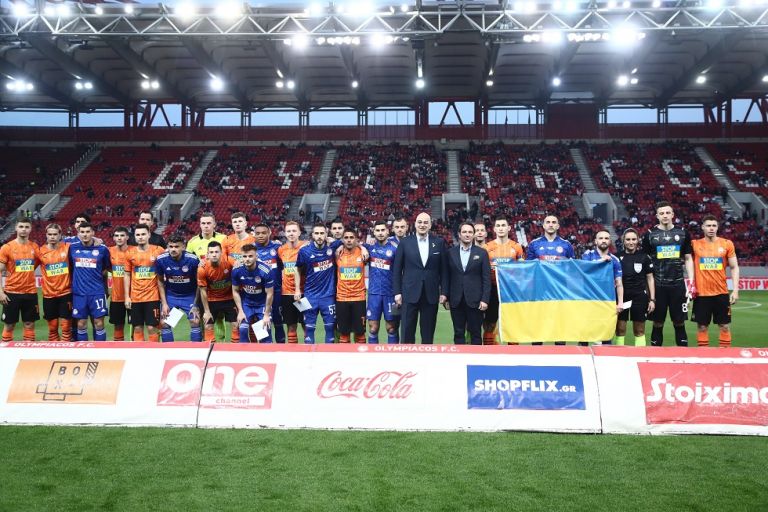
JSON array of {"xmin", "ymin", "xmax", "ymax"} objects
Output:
[
  {"xmin": 278, "ymin": 241, "xmax": 308, "ymax": 295},
  {"xmin": 0, "ymin": 239, "xmax": 39, "ymax": 294},
  {"xmin": 109, "ymin": 246, "xmax": 130, "ymax": 302},
  {"xmin": 336, "ymin": 247, "xmax": 366, "ymax": 302},
  {"xmin": 125, "ymin": 245, "xmax": 165, "ymax": 303},
  {"xmin": 486, "ymin": 239, "xmax": 525, "ymax": 283},
  {"xmin": 692, "ymin": 237, "xmax": 736, "ymax": 297},
  {"xmin": 39, "ymin": 243, "xmax": 72, "ymax": 298},
  {"xmin": 197, "ymin": 258, "xmax": 234, "ymax": 302},
  {"xmin": 223, "ymin": 233, "xmax": 256, "ymax": 263}
]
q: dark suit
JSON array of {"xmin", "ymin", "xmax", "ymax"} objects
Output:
[
  {"xmin": 392, "ymin": 234, "xmax": 448, "ymax": 344},
  {"xmin": 445, "ymin": 244, "xmax": 491, "ymax": 345}
]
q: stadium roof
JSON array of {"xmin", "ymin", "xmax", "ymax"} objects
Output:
[{"xmin": 1, "ymin": 1, "xmax": 768, "ymax": 113}]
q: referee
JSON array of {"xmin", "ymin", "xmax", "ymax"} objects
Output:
[{"xmin": 615, "ymin": 228, "xmax": 655, "ymax": 346}]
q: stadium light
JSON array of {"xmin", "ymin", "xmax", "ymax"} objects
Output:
[
  {"xmin": 652, "ymin": 0, "xmax": 661, "ymax": 7},
  {"xmin": 351, "ymin": 80, "xmax": 359, "ymax": 88},
  {"xmin": 616, "ymin": 75, "xmax": 629, "ymax": 86},
  {"xmin": 151, "ymin": 80, "xmax": 160, "ymax": 90},
  {"xmin": 316, "ymin": 37, "xmax": 326, "ymax": 45},
  {"xmin": 706, "ymin": 0, "xmax": 723, "ymax": 8},
  {"xmin": 56, "ymin": 4, "xmax": 71, "ymax": 17},
  {"xmin": 486, "ymin": 79, "xmax": 494, "ymax": 87},
  {"xmin": 215, "ymin": 2, "xmax": 242, "ymax": 19},
  {"xmin": 210, "ymin": 77, "xmax": 224, "ymax": 91},
  {"xmin": 286, "ymin": 80, "xmax": 296, "ymax": 90},
  {"xmin": 6, "ymin": 80, "xmax": 34, "ymax": 92},
  {"xmin": 370, "ymin": 33, "xmax": 393, "ymax": 48},
  {"xmin": 292, "ymin": 35, "xmax": 309, "ymax": 50},
  {"xmin": 630, "ymin": 77, "xmax": 638, "ymax": 85},
  {"xmin": 175, "ymin": 2, "xmax": 198, "ymax": 21},
  {"xmin": 612, "ymin": 25, "xmax": 645, "ymax": 47},
  {"xmin": 94, "ymin": 6, "xmax": 104, "ymax": 15},
  {"xmin": 762, "ymin": 75, "xmax": 768, "ymax": 82},
  {"xmin": 400, "ymin": 4, "xmax": 409, "ymax": 12},
  {"xmin": 307, "ymin": 3, "xmax": 324, "ymax": 16},
  {"xmin": 349, "ymin": 2, "xmax": 375, "ymax": 17},
  {"xmin": 607, "ymin": 0, "xmax": 616, "ymax": 8},
  {"xmin": 696, "ymin": 75, "xmax": 707, "ymax": 84},
  {"xmin": 564, "ymin": 1, "xmax": 579, "ymax": 13},
  {"xmin": 44, "ymin": 6, "xmax": 54, "ymax": 16},
  {"xmin": 552, "ymin": 76, "xmax": 562, "ymax": 87},
  {"xmin": 622, "ymin": 1, "xmax": 631, "ymax": 7},
  {"xmin": 11, "ymin": 2, "xmax": 30, "ymax": 17},
  {"xmin": 124, "ymin": 4, "xmax": 134, "ymax": 15},
  {"xmin": 74, "ymin": 81, "xmax": 93, "ymax": 90},
  {"xmin": 415, "ymin": 78, "xmax": 425, "ymax": 89},
  {"xmin": 141, "ymin": 80, "xmax": 150, "ymax": 90},
  {"xmin": 276, "ymin": 80, "xmax": 284, "ymax": 88}
]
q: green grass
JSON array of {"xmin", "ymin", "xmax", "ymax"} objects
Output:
[
  {"xmin": 9, "ymin": 291, "xmax": 768, "ymax": 346},
  {"xmin": 0, "ymin": 427, "xmax": 766, "ymax": 511}
]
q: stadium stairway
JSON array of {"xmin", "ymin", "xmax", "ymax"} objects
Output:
[
  {"xmin": 431, "ymin": 195, "xmax": 443, "ymax": 220},
  {"xmin": 569, "ymin": 147, "xmax": 598, "ymax": 193},
  {"xmin": 694, "ymin": 146, "xmax": 740, "ymax": 193},
  {"xmin": 317, "ymin": 148, "xmax": 337, "ymax": 193},
  {"xmin": 182, "ymin": 149, "xmax": 218, "ymax": 193},
  {"xmin": 327, "ymin": 196, "xmax": 341, "ymax": 220},
  {"xmin": 446, "ymin": 151, "xmax": 461, "ymax": 193}
]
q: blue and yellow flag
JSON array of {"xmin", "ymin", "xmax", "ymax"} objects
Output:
[{"xmin": 497, "ymin": 259, "xmax": 616, "ymax": 343}]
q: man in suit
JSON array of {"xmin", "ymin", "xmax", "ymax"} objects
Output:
[
  {"xmin": 392, "ymin": 212, "xmax": 448, "ymax": 344},
  {"xmin": 445, "ymin": 222, "xmax": 491, "ymax": 345}
]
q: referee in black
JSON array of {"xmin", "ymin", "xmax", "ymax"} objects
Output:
[{"xmin": 615, "ymin": 228, "xmax": 655, "ymax": 346}]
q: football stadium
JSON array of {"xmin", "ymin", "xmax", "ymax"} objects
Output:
[{"xmin": 1, "ymin": 0, "xmax": 768, "ymax": 509}]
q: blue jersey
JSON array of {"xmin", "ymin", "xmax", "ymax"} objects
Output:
[
  {"xmin": 526, "ymin": 236, "xmax": 575, "ymax": 261},
  {"xmin": 255, "ymin": 240, "xmax": 283, "ymax": 291},
  {"xmin": 365, "ymin": 241, "xmax": 398, "ymax": 295},
  {"xmin": 69, "ymin": 243, "xmax": 111, "ymax": 296},
  {"xmin": 296, "ymin": 242, "xmax": 337, "ymax": 300},
  {"xmin": 386, "ymin": 235, "xmax": 403, "ymax": 247},
  {"xmin": 581, "ymin": 250, "xmax": 623, "ymax": 280},
  {"xmin": 232, "ymin": 263, "xmax": 274, "ymax": 308},
  {"xmin": 156, "ymin": 251, "xmax": 200, "ymax": 299}
]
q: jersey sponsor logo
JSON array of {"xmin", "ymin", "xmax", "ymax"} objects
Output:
[
  {"xmin": 467, "ymin": 365, "xmax": 585, "ymax": 410},
  {"xmin": 313, "ymin": 260, "xmax": 333, "ymax": 273},
  {"xmin": 538, "ymin": 255, "xmax": 563, "ymax": 261},
  {"xmin": 339, "ymin": 266, "xmax": 362, "ymax": 280},
  {"xmin": 111, "ymin": 265, "xmax": 125, "ymax": 278},
  {"xmin": 282, "ymin": 261, "xmax": 296, "ymax": 275},
  {"xmin": 317, "ymin": 370, "xmax": 416, "ymax": 399},
  {"xmin": 167, "ymin": 275, "xmax": 191, "ymax": 284},
  {"xmin": 699, "ymin": 257, "xmax": 723, "ymax": 270},
  {"xmin": 134, "ymin": 265, "xmax": 156, "ymax": 280},
  {"xmin": 210, "ymin": 280, "xmax": 230, "ymax": 290},
  {"xmin": 370, "ymin": 258, "xmax": 391, "ymax": 270},
  {"xmin": 14, "ymin": 259, "xmax": 34, "ymax": 272},
  {"xmin": 7, "ymin": 359, "xmax": 124, "ymax": 404},
  {"xmin": 241, "ymin": 285, "xmax": 264, "ymax": 295},
  {"xmin": 493, "ymin": 257, "xmax": 513, "ymax": 266},
  {"xmin": 639, "ymin": 363, "xmax": 768, "ymax": 425},
  {"xmin": 44, "ymin": 262, "xmax": 69, "ymax": 277},
  {"xmin": 656, "ymin": 245, "xmax": 681, "ymax": 259},
  {"xmin": 74, "ymin": 257, "xmax": 98, "ymax": 269}
]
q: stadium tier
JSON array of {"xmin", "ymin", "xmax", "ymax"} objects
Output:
[
  {"xmin": 705, "ymin": 142, "xmax": 768, "ymax": 200},
  {"xmin": 329, "ymin": 143, "xmax": 446, "ymax": 232},
  {"xmin": 50, "ymin": 146, "xmax": 206, "ymax": 241},
  {"xmin": 1, "ymin": 145, "xmax": 89, "ymax": 224}
]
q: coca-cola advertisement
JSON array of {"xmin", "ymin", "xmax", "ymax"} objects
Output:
[{"xmin": 317, "ymin": 370, "xmax": 417, "ymax": 400}]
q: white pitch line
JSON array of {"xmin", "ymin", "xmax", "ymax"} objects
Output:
[{"xmin": 731, "ymin": 301, "xmax": 762, "ymax": 310}]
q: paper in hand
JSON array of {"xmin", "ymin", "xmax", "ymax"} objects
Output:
[
  {"xmin": 621, "ymin": 300, "xmax": 632, "ymax": 310},
  {"xmin": 165, "ymin": 307, "xmax": 185, "ymax": 328},
  {"xmin": 293, "ymin": 297, "xmax": 312, "ymax": 312},
  {"xmin": 251, "ymin": 320, "xmax": 270, "ymax": 341}
]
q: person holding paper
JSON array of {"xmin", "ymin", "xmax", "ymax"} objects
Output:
[
  {"xmin": 293, "ymin": 222, "xmax": 338, "ymax": 344},
  {"xmin": 581, "ymin": 229, "xmax": 624, "ymax": 345},
  {"xmin": 156, "ymin": 234, "xmax": 202, "ymax": 342},
  {"xmin": 232, "ymin": 244, "xmax": 275, "ymax": 343},
  {"xmin": 615, "ymin": 228, "xmax": 655, "ymax": 346}
]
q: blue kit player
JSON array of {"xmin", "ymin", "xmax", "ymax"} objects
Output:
[
  {"xmin": 232, "ymin": 244, "xmax": 275, "ymax": 343},
  {"xmin": 526, "ymin": 215, "xmax": 575, "ymax": 261},
  {"xmin": 156, "ymin": 234, "xmax": 202, "ymax": 342},
  {"xmin": 69, "ymin": 222, "xmax": 111, "ymax": 341},
  {"xmin": 253, "ymin": 223, "xmax": 285, "ymax": 343},
  {"xmin": 293, "ymin": 223, "xmax": 338, "ymax": 344},
  {"xmin": 365, "ymin": 220, "xmax": 401, "ymax": 344}
]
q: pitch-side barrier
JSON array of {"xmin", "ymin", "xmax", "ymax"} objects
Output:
[{"xmin": 0, "ymin": 342, "xmax": 765, "ymax": 435}]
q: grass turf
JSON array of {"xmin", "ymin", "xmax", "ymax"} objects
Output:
[
  {"xmin": 8, "ymin": 291, "xmax": 768, "ymax": 347},
  {"xmin": 1, "ymin": 427, "xmax": 767, "ymax": 512}
]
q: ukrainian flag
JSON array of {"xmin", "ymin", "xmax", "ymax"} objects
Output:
[{"xmin": 497, "ymin": 260, "xmax": 616, "ymax": 343}]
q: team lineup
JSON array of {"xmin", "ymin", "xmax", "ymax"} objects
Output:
[{"xmin": 0, "ymin": 201, "xmax": 739, "ymax": 346}]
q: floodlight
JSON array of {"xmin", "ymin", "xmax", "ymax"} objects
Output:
[
  {"xmin": 94, "ymin": 6, "xmax": 104, "ymax": 15},
  {"xmin": 56, "ymin": 4, "xmax": 71, "ymax": 16},
  {"xmin": 124, "ymin": 4, "xmax": 134, "ymax": 15},
  {"xmin": 696, "ymin": 75, "xmax": 707, "ymax": 84},
  {"xmin": 141, "ymin": 80, "xmax": 150, "ymax": 90},
  {"xmin": 276, "ymin": 80, "xmax": 285, "ymax": 88},
  {"xmin": 762, "ymin": 75, "xmax": 768, "ymax": 82},
  {"xmin": 351, "ymin": 80, "xmax": 359, "ymax": 88},
  {"xmin": 292, "ymin": 34, "xmax": 309, "ymax": 49},
  {"xmin": 286, "ymin": 80, "xmax": 296, "ymax": 90},
  {"xmin": 175, "ymin": 2, "xmax": 198, "ymax": 20},
  {"xmin": 486, "ymin": 80, "xmax": 494, "ymax": 86},
  {"xmin": 400, "ymin": 4, "xmax": 409, "ymax": 12},
  {"xmin": 552, "ymin": 77, "xmax": 562, "ymax": 87},
  {"xmin": 210, "ymin": 77, "xmax": 224, "ymax": 91},
  {"xmin": 415, "ymin": 78, "xmax": 425, "ymax": 89},
  {"xmin": 151, "ymin": 80, "xmax": 160, "ymax": 90},
  {"xmin": 11, "ymin": 2, "xmax": 29, "ymax": 17},
  {"xmin": 616, "ymin": 75, "xmax": 629, "ymax": 86}
]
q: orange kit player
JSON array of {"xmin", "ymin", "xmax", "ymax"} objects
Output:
[
  {"xmin": 483, "ymin": 215, "xmax": 525, "ymax": 345},
  {"xmin": 335, "ymin": 229, "xmax": 367, "ymax": 344},
  {"xmin": 198, "ymin": 241, "xmax": 239, "ymax": 342},
  {"xmin": 223, "ymin": 211, "xmax": 256, "ymax": 263},
  {"xmin": 0, "ymin": 217, "xmax": 40, "ymax": 341},
  {"xmin": 277, "ymin": 220, "xmax": 307, "ymax": 343},
  {"xmin": 109, "ymin": 226, "xmax": 131, "ymax": 341},
  {"xmin": 691, "ymin": 215, "xmax": 739, "ymax": 348},
  {"xmin": 38, "ymin": 223, "xmax": 73, "ymax": 341},
  {"xmin": 124, "ymin": 224, "xmax": 165, "ymax": 341}
]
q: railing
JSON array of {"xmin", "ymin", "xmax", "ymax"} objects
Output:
[{"xmin": 1, "ymin": 124, "xmax": 766, "ymax": 144}]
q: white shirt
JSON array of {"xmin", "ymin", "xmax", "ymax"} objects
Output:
[
  {"xmin": 459, "ymin": 244, "xmax": 472, "ymax": 271},
  {"xmin": 417, "ymin": 236, "xmax": 429, "ymax": 267}
]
